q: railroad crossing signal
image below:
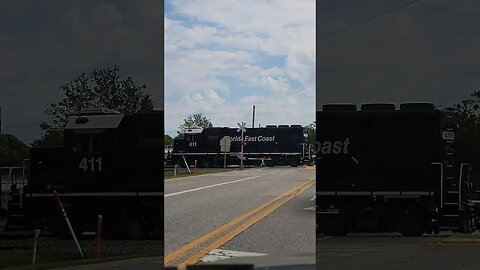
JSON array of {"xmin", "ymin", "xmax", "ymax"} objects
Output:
[
  {"xmin": 237, "ymin": 122, "xmax": 247, "ymax": 133},
  {"xmin": 237, "ymin": 121, "xmax": 247, "ymax": 169}
]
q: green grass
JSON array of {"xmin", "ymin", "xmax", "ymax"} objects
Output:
[{"xmin": 164, "ymin": 171, "xmax": 208, "ymax": 179}]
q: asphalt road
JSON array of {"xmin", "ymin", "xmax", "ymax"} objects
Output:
[
  {"xmin": 164, "ymin": 167, "xmax": 315, "ymax": 267},
  {"xmin": 316, "ymin": 232, "xmax": 480, "ymax": 270},
  {"xmin": 51, "ymin": 256, "xmax": 163, "ymax": 270}
]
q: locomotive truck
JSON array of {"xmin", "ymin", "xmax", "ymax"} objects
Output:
[
  {"xmin": 316, "ymin": 103, "xmax": 477, "ymax": 236},
  {"xmin": 24, "ymin": 108, "xmax": 163, "ymax": 239},
  {"xmin": 171, "ymin": 125, "xmax": 311, "ymax": 168}
]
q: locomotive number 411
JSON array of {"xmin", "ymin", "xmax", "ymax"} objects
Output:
[{"xmin": 79, "ymin": 157, "xmax": 103, "ymax": 172}]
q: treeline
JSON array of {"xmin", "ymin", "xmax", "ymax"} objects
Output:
[
  {"xmin": 0, "ymin": 134, "xmax": 30, "ymax": 167},
  {"xmin": 450, "ymin": 91, "xmax": 480, "ymax": 187}
]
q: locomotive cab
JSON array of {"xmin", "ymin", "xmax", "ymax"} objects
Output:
[
  {"xmin": 173, "ymin": 128, "xmax": 203, "ymax": 153},
  {"xmin": 63, "ymin": 108, "xmax": 122, "ymax": 189}
]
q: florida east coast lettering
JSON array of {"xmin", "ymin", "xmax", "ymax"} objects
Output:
[
  {"xmin": 318, "ymin": 138, "xmax": 350, "ymax": 154},
  {"xmin": 230, "ymin": 135, "xmax": 276, "ymax": 142}
]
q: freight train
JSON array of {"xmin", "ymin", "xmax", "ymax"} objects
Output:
[
  {"xmin": 22, "ymin": 108, "xmax": 163, "ymax": 239},
  {"xmin": 316, "ymin": 103, "xmax": 477, "ymax": 236},
  {"xmin": 170, "ymin": 125, "xmax": 312, "ymax": 168}
]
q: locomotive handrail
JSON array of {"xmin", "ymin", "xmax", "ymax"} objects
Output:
[
  {"xmin": 431, "ymin": 162, "xmax": 444, "ymax": 208},
  {"xmin": 459, "ymin": 163, "xmax": 470, "ymax": 212},
  {"xmin": 1, "ymin": 167, "xmax": 27, "ymax": 192}
]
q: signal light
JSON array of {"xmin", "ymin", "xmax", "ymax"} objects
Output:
[{"xmin": 243, "ymin": 141, "xmax": 247, "ymax": 147}]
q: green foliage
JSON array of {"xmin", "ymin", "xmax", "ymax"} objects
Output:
[
  {"xmin": 38, "ymin": 66, "xmax": 154, "ymax": 145},
  {"xmin": 164, "ymin": 134, "xmax": 174, "ymax": 145},
  {"xmin": 31, "ymin": 128, "xmax": 63, "ymax": 147},
  {"xmin": 450, "ymin": 91, "xmax": 480, "ymax": 188},
  {"xmin": 306, "ymin": 121, "xmax": 316, "ymax": 145},
  {"xmin": 0, "ymin": 134, "xmax": 30, "ymax": 167},
  {"xmin": 177, "ymin": 113, "xmax": 213, "ymax": 138}
]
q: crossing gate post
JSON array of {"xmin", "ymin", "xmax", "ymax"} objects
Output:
[
  {"xmin": 53, "ymin": 191, "xmax": 85, "ymax": 259},
  {"xmin": 95, "ymin": 215, "xmax": 103, "ymax": 259},
  {"xmin": 32, "ymin": 229, "xmax": 40, "ymax": 264},
  {"xmin": 182, "ymin": 154, "xmax": 191, "ymax": 174}
]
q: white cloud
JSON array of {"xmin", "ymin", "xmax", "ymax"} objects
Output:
[
  {"xmin": 165, "ymin": 88, "xmax": 314, "ymax": 136},
  {"xmin": 165, "ymin": 0, "xmax": 315, "ymax": 135}
]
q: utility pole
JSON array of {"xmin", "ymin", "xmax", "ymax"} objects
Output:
[{"xmin": 252, "ymin": 105, "xmax": 256, "ymax": 128}]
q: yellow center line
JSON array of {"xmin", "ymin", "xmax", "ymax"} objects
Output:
[
  {"xmin": 174, "ymin": 179, "xmax": 315, "ymax": 269},
  {"xmin": 164, "ymin": 179, "xmax": 314, "ymax": 266}
]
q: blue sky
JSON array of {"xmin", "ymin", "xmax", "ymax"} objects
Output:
[{"xmin": 165, "ymin": 0, "xmax": 315, "ymax": 137}]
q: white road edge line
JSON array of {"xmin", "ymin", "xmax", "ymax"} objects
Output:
[{"xmin": 165, "ymin": 175, "xmax": 264, "ymax": 198}]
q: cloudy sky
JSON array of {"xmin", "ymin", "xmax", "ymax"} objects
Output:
[
  {"xmin": 165, "ymin": 0, "xmax": 315, "ymax": 137},
  {"xmin": 317, "ymin": 0, "xmax": 480, "ymax": 109},
  {"xmin": 0, "ymin": 0, "xmax": 163, "ymax": 143}
]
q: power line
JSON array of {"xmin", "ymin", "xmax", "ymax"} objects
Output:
[{"xmin": 318, "ymin": 0, "xmax": 421, "ymax": 40}]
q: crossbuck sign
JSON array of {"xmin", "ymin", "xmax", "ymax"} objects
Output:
[{"xmin": 237, "ymin": 122, "xmax": 247, "ymax": 133}]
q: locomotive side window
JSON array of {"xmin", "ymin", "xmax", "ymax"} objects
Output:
[{"xmin": 73, "ymin": 134, "xmax": 102, "ymax": 153}]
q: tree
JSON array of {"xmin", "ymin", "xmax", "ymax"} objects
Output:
[
  {"xmin": 0, "ymin": 134, "xmax": 30, "ymax": 167},
  {"xmin": 305, "ymin": 121, "xmax": 316, "ymax": 145},
  {"xmin": 164, "ymin": 134, "xmax": 173, "ymax": 145},
  {"xmin": 177, "ymin": 113, "xmax": 213, "ymax": 138},
  {"xmin": 449, "ymin": 91, "xmax": 480, "ymax": 190},
  {"xmin": 31, "ymin": 122, "xmax": 64, "ymax": 146},
  {"xmin": 36, "ymin": 66, "xmax": 154, "ymax": 146}
]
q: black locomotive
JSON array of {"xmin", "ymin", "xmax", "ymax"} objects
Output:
[
  {"xmin": 25, "ymin": 108, "xmax": 163, "ymax": 239},
  {"xmin": 170, "ymin": 125, "xmax": 311, "ymax": 167},
  {"xmin": 316, "ymin": 103, "xmax": 477, "ymax": 236}
]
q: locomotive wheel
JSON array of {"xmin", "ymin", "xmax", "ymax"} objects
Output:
[
  {"xmin": 462, "ymin": 218, "xmax": 476, "ymax": 234},
  {"xmin": 397, "ymin": 208, "xmax": 426, "ymax": 236},
  {"xmin": 320, "ymin": 215, "xmax": 348, "ymax": 236},
  {"xmin": 432, "ymin": 221, "xmax": 440, "ymax": 235},
  {"xmin": 115, "ymin": 214, "xmax": 145, "ymax": 240},
  {"xmin": 290, "ymin": 159, "xmax": 299, "ymax": 167},
  {"xmin": 202, "ymin": 160, "xmax": 211, "ymax": 168},
  {"xmin": 125, "ymin": 217, "xmax": 144, "ymax": 240},
  {"xmin": 0, "ymin": 212, "xmax": 7, "ymax": 232}
]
